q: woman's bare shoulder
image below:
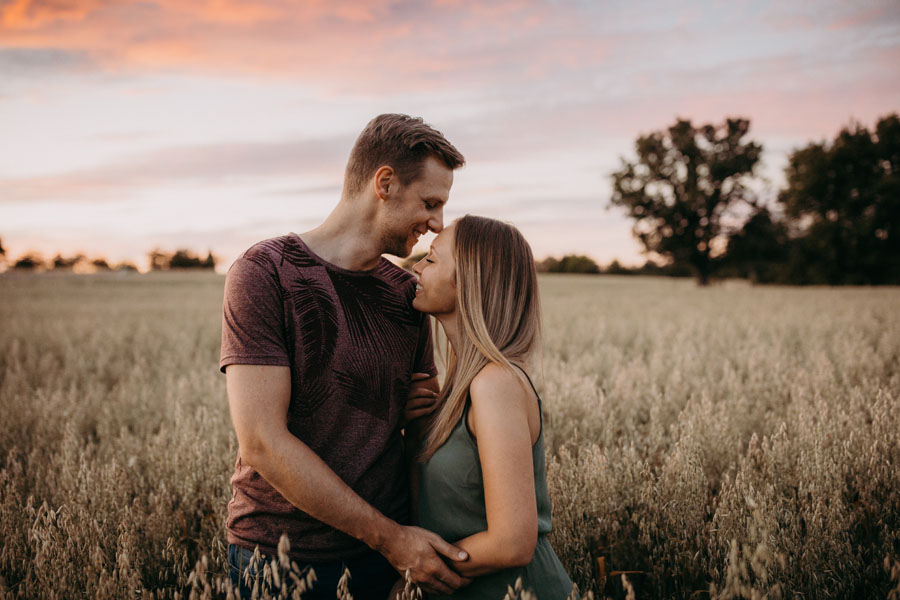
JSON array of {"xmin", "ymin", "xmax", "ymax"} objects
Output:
[{"xmin": 469, "ymin": 363, "xmax": 531, "ymax": 413}]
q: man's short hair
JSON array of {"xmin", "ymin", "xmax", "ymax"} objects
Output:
[{"xmin": 344, "ymin": 114, "xmax": 465, "ymax": 196}]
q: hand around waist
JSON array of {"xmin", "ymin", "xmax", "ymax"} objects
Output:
[{"xmin": 379, "ymin": 525, "xmax": 471, "ymax": 596}]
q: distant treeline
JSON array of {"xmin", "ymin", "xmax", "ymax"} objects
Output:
[
  {"xmin": 0, "ymin": 246, "xmax": 216, "ymax": 272},
  {"xmin": 401, "ymin": 251, "xmax": 687, "ymax": 276},
  {"xmin": 536, "ymin": 255, "xmax": 692, "ymax": 277}
]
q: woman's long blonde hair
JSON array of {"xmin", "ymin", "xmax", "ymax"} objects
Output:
[{"xmin": 420, "ymin": 215, "xmax": 542, "ymax": 461}]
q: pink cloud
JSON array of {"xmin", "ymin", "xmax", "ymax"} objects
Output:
[
  {"xmin": 1, "ymin": 0, "xmax": 102, "ymax": 29},
  {"xmin": 826, "ymin": 4, "xmax": 895, "ymax": 31},
  {"xmin": 0, "ymin": 134, "xmax": 353, "ymax": 203},
  {"xmin": 0, "ymin": 0, "xmax": 606, "ymax": 92}
]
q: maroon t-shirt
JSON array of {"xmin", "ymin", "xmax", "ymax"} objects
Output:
[{"xmin": 220, "ymin": 233, "xmax": 437, "ymax": 561}]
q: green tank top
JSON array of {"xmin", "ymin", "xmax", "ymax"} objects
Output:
[{"xmin": 416, "ymin": 368, "xmax": 575, "ymax": 599}]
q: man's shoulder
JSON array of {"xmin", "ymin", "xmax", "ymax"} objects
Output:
[
  {"xmin": 376, "ymin": 258, "xmax": 417, "ymax": 288},
  {"xmin": 233, "ymin": 233, "xmax": 317, "ymax": 273},
  {"xmin": 240, "ymin": 234, "xmax": 293, "ymax": 263}
]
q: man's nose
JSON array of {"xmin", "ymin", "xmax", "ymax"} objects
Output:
[{"xmin": 427, "ymin": 210, "xmax": 444, "ymax": 233}]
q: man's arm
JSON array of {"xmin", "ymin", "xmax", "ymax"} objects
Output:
[{"xmin": 226, "ymin": 364, "xmax": 470, "ymax": 595}]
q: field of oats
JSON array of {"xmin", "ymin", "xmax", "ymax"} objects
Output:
[{"xmin": 1, "ymin": 271, "xmax": 899, "ymax": 599}]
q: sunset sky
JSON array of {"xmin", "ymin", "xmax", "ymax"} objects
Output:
[{"xmin": 2, "ymin": 0, "xmax": 899, "ymax": 271}]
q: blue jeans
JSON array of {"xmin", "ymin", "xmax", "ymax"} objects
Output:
[{"xmin": 227, "ymin": 544, "xmax": 398, "ymax": 600}]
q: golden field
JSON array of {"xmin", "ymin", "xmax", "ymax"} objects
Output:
[{"xmin": 1, "ymin": 272, "xmax": 898, "ymax": 599}]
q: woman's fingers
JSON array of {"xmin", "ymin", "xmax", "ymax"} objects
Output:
[
  {"xmin": 404, "ymin": 395, "xmax": 439, "ymax": 422},
  {"xmin": 405, "ymin": 407, "xmax": 433, "ymax": 421},
  {"xmin": 407, "ymin": 395, "xmax": 437, "ymax": 409},
  {"xmin": 405, "ymin": 373, "xmax": 439, "ymax": 423},
  {"xmin": 406, "ymin": 395, "xmax": 438, "ymax": 417}
]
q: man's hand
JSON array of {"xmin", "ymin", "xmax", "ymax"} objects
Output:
[
  {"xmin": 404, "ymin": 372, "xmax": 440, "ymax": 425},
  {"xmin": 380, "ymin": 525, "xmax": 471, "ymax": 595}
]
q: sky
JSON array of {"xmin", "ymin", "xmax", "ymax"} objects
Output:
[{"xmin": 1, "ymin": 0, "xmax": 899, "ymax": 271}]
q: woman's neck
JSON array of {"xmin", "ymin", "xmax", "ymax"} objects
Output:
[{"xmin": 435, "ymin": 312, "xmax": 460, "ymax": 354}]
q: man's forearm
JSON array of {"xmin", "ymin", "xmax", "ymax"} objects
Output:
[{"xmin": 243, "ymin": 428, "xmax": 398, "ymax": 551}]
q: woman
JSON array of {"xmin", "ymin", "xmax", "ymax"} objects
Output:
[{"xmin": 403, "ymin": 215, "xmax": 575, "ymax": 599}]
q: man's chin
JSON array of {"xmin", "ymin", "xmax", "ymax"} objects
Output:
[
  {"xmin": 381, "ymin": 237, "xmax": 416, "ymax": 258},
  {"xmin": 395, "ymin": 242, "xmax": 417, "ymax": 259}
]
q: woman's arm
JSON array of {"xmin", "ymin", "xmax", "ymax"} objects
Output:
[{"xmin": 445, "ymin": 363, "xmax": 539, "ymax": 577}]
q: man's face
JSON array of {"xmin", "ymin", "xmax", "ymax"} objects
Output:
[{"xmin": 380, "ymin": 156, "xmax": 453, "ymax": 258}]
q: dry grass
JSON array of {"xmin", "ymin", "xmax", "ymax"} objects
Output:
[{"xmin": 1, "ymin": 272, "xmax": 897, "ymax": 599}]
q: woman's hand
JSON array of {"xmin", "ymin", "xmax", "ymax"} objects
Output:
[{"xmin": 404, "ymin": 372, "xmax": 440, "ymax": 425}]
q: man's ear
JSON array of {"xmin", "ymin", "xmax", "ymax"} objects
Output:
[{"xmin": 373, "ymin": 165, "xmax": 394, "ymax": 201}]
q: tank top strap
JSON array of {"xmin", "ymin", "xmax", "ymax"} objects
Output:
[
  {"xmin": 461, "ymin": 363, "xmax": 541, "ymax": 440},
  {"xmin": 510, "ymin": 362, "xmax": 542, "ymax": 410}
]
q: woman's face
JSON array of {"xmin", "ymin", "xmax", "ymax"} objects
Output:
[{"xmin": 412, "ymin": 222, "xmax": 457, "ymax": 317}]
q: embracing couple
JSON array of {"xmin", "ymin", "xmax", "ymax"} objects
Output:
[{"xmin": 220, "ymin": 114, "xmax": 575, "ymax": 599}]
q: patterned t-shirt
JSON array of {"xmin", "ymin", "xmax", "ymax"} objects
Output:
[{"xmin": 220, "ymin": 232, "xmax": 437, "ymax": 561}]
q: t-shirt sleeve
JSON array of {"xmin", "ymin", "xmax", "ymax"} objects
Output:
[
  {"xmin": 220, "ymin": 256, "xmax": 291, "ymax": 373},
  {"xmin": 413, "ymin": 314, "xmax": 438, "ymax": 378}
]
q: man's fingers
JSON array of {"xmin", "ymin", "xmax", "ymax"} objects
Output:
[
  {"xmin": 422, "ymin": 570, "xmax": 464, "ymax": 596},
  {"xmin": 427, "ymin": 564, "xmax": 468, "ymax": 592},
  {"xmin": 410, "ymin": 372, "xmax": 432, "ymax": 382},
  {"xmin": 429, "ymin": 536, "xmax": 469, "ymax": 562},
  {"xmin": 383, "ymin": 526, "xmax": 469, "ymax": 595},
  {"xmin": 423, "ymin": 582, "xmax": 453, "ymax": 596}
]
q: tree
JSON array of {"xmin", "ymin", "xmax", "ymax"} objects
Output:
[
  {"xmin": 13, "ymin": 253, "xmax": 44, "ymax": 270},
  {"xmin": 52, "ymin": 253, "xmax": 85, "ymax": 270},
  {"xmin": 537, "ymin": 254, "xmax": 600, "ymax": 274},
  {"xmin": 611, "ymin": 117, "xmax": 763, "ymax": 285},
  {"xmin": 778, "ymin": 113, "xmax": 900, "ymax": 284},
  {"xmin": 169, "ymin": 249, "xmax": 215, "ymax": 269},
  {"xmin": 148, "ymin": 249, "xmax": 170, "ymax": 271},
  {"xmin": 535, "ymin": 257, "xmax": 559, "ymax": 273},
  {"xmin": 114, "ymin": 261, "xmax": 138, "ymax": 272},
  {"xmin": 722, "ymin": 207, "xmax": 792, "ymax": 283},
  {"xmin": 169, "ymin": 249, "xmax": 198, "ymax": 269},
  {"xmin": 558, "ymin": 254, "xmax": 600, "ymax": 274},
  {"xmin": 605, "ymin": 259, "xmax": 630, "ymax": 275}
]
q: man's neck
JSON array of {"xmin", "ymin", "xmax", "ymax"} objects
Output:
[{"xmin": 298, "ymin": 199, "xmax": 383, "ymax": 272}]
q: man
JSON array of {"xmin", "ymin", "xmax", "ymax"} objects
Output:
[{"xmin": 220, "ymin": 114, "xmax": 468, "ymax": 599}]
